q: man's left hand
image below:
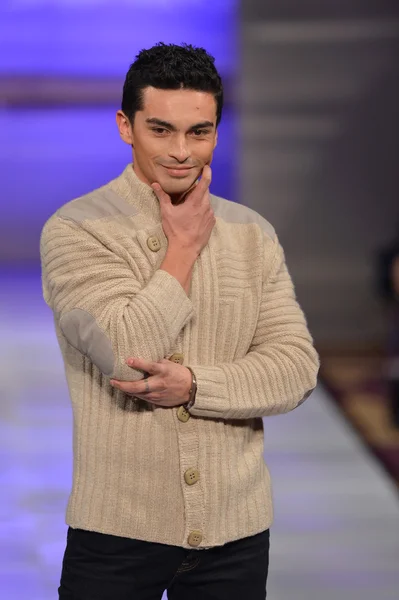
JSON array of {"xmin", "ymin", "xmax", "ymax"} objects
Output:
[{"xmin": 110, "ymin": 357, "xmax": 192, "ymax": 407}]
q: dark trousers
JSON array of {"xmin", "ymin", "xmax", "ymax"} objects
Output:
[{"xmin": 59, "ymin": 527, "xmax": 270, "ymax": 600}]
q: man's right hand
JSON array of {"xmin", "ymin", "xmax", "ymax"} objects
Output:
[
  {"xmin": 152, "ymin": 165, "xmax": 215, "ymax": 294},
  {"xmin": 152, "ymin": 165, "xmax": 215, "ymax": 258}
]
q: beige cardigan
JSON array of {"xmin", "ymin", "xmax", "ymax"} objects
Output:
[{"xmin": 40, "ymin": 164, "xmax": 319, "ymax": 549}]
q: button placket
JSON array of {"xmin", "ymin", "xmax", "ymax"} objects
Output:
[
  {"xmin": 177, "ymin": 406, "xmax": 190, "ymax": 423},
  {"xmin": 147, "ymin": 236, "xmax": 161, "ymax": 252},
  {"xmin": 172, "ymin": 331, "xmax": 204, "ymax": 548},
  {"xmin": 169, "ymin": 353, "xmax": 184, "ymax": 365},
  {"xmin": 188, "ymin": 531, "xmax": 203, "ymax": 547},
  {"xmin": 184, "ymin": 468, "xmax": 200, "ymax": 486},
  {"xmin": 171, "ymin": 353, "xmax": 190, "ymax": 422}
]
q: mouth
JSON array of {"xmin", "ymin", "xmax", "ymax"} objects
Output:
[{"xmin": 162, "ymin": 166, "xmax": 194, "ymax": 178}]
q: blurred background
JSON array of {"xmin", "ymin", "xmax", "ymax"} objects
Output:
[{"xmin": 0, "ymin": 0, "xmax": 399, "ymax": 598}]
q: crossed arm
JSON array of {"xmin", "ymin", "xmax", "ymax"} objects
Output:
[
  {"xmin": 41, "ymin": 216, "xmax": 195, "ymax": 382},
  {"xmin": 110, "ymin": 240, "xmax": 319, "ymax": 419},
  {"xmin": 41, "ymin": 216, "xmax": 319, "ymax": 420}
]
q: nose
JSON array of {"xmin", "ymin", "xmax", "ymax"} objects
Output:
[{"xmin": 168, "ymin": 134, "xmax": 190, "ymax": 163}]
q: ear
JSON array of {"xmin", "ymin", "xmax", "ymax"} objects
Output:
[
  {"xmin": 213, "ymin": 129, "xmax": 218, "ymax": 150},
  {"xmin": 116, "ymin": 110, "xmax": 134, "ymax": 146}
]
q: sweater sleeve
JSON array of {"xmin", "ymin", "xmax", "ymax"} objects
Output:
[
  {"xmin": 188, "ymin": 237, "xmax": 319, "ymax": 420},
  {"xmin": 40, "ymin": 216, "xmax": 194, "ymax": 381}
]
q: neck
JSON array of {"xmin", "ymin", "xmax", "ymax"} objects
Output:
[{"xmin": 170, "ymin": 193, "xmax": 188, "ymax": 206}]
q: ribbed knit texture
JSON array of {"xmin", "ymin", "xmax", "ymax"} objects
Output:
[{"xmin": 40, "ymin": 164, "xmax": 319, "ymax": 549}]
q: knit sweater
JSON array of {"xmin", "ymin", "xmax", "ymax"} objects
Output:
[{"xmin": 40, "ymin": 164, "xmax": 319, "ymax": 549}]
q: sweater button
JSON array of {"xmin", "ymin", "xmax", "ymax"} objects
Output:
[
  {"xmin": 177, "ymin": 406, "xmax": 190, "ymax": 423},
  {"xmin": 147, "ymin": 236, "xmax": 161, "ymax": 252},
  {"xmin": 169, "ymin": 353, "xmax": 184, "ymax": 365},
  {"xmin": 188, "ymin": 531, "xmax": 203, "ymax": 547},
  {"xmin": 184, "ymin": 468, "xmax": 200, "ymax": 486}
]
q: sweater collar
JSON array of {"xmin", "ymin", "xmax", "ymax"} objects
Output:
[{"xmin": 112, "ymin": 163, "xmax": 162, "ymax": 224}]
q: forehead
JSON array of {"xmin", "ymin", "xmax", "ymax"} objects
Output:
[{"xmin": 140, "ymin": 87, "xmax": 217, "ymax": 124}]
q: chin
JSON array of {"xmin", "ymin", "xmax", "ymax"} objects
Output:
[{"xmin": 163, "ymin": 176, "xmax": 198, "ymax": 196}]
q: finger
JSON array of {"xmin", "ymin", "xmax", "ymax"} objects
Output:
[
  {"xmin": 135, "ymin": 392, "xmax": 163, "ymax": 403},
  {"xmin": 191, "ymin": 166, "xmax": 212, "ymax": 202},
  {"xmin": 110, "ymin": 380, "xmax": 141, "ymax": 394},
  {"xmin": 198, "ymin": 165, "xmax": 212, "ymax": 189},
  {"xmin": 201, "ymin": 164, "xmax": 212, "ymax": 184},
  {"xmin": 126, "ymin": 357, "xmax": 160, "ymax": 375},
  {"xmin": 110, "ymin": 376, "xmax": 161, "ymax": 395},
  {"xmin": 151, "ymin": 182, "xmax": 171, "ymax": 206}
]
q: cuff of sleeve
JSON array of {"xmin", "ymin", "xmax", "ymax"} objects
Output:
[{"xmin": 187, "ymin": 365, "xmax": 228, "ymax": 418}]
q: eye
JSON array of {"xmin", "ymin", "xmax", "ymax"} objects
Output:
[
  {"xmin": 151, "ymin": 127, "xmax": 168, "ymax": 135},
  {"xmin": 191, "ymin": 129, "xmax": 210, "ymax": 137}
]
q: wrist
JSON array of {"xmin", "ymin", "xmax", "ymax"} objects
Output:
[
  {"xmin": 184, "ymin": 366, "xmax": 197, "ymax": 410},
  {"xmin": 167, "ymin": 243, "xmax": 199, "ymax": 263},
  {"xmin": 160, "ymin": 246, "xmax": 198, "ymax": 294}
]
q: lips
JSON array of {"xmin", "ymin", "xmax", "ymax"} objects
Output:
[{"xmin": 163, "ymin": 166, "xmax": 194, "ymax": 177}]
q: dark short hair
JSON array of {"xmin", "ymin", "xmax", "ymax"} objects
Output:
[{"xmin": 121, "ymin": 43, "xmax": 224, "ymax": 126}]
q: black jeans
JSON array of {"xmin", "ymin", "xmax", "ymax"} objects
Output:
[{"xmin": 59, "ymin": 527, "xmax": 270, "ymax": 600}]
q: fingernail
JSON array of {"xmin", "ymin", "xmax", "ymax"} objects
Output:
[{"xmin": 127, "ymin": 358, "xmax": 134, "ymax": 365}]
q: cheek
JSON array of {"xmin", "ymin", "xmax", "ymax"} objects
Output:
[
  {"xmin": 135, "ymin": 136, "xmax": 160, "ymax": 160},
  {"xmin": 194, "ymin": 141, "xmax": 216, "ymax": 163}
]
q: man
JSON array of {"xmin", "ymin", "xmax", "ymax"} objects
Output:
[{"xmin": 40, "ymin": 43, "xmax": 319, "ymax": 600}]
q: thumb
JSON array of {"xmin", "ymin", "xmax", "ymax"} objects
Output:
[
  {"xmin": 195, "ymin": 165, "xmax": 212, "ymax": 196},
  {"xmin": 201, "ymin": 165, "xmax": 212, "ymax": 186}
]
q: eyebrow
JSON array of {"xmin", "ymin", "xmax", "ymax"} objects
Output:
[{"xmin": 145, "ymin": 118, "xmax": 215, "ymax": 131}]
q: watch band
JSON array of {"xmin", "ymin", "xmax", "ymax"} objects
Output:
[{"xmin": 184, "ymin": 366, "xmax": 197, "ymax": 410}]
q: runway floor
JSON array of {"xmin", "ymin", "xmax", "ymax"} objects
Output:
[{"xmin": 1, "ymin": 272, "xmax": 398, "ymax": 599}]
